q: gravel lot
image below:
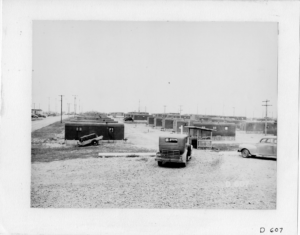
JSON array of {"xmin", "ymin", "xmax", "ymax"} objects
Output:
[
  {"xmin": 31, "ymin": 119, "xmax": 276, "ymax": 209},
  {"xmin": 31, "ymin": 150, "xmax": 276, "ymax": 209}
]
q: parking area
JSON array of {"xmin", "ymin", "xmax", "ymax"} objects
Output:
[{"xmin": 31, "ymin": 121, "xmax": 276, "ymax": 209}]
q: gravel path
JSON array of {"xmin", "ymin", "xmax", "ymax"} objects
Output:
[{"xmin": 31, "ymin": 150, "xmax": 276, "ymax": 209}]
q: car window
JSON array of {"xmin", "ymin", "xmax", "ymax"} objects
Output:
[
  {"xmin": 260, "ymin": 139, "xmax": 267, "ymax": 143},
  {"xmin": 266, "ymin": 139, "xmax": 273, "ymax": 143}
]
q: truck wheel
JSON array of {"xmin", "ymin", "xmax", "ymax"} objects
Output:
[
  {"xmin": 158, "ymin": 161, "xmax": 163, "ymax": 167},
  {"xmin": 92, "ymin": 140, "xmax": 98, "ymax": 146}
]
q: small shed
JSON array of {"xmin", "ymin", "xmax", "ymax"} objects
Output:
[
  {"xmin": 65, "ymin": 122, "xmax": 124, "ymax": 140},
  {"xmin": 186, "ymin": 126, "xmax": 215, "ymax": 149},
  {"xmin": 193, "ymin": 122, "xmax": 236, "ymax": 140}
]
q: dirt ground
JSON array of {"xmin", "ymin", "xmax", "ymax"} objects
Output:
[{"xmin": 31, "ymin": 119, "xmax": 276, "ymax": 209}]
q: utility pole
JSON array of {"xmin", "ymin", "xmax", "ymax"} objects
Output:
[
  {"xmin": 59, "ymin": 95, "xmax": 64, "ymax": 123},
  {"xmin": 79, "ymin": 99, "xmax": 80, "ymax": 114},
  {"xmin": 55, "ymin": 98, "xmax": 57, "ymax": 113},
  {"xmin": 222, "ymin": 103, "xmax": 224, "ymax": 116},
  {"xmin": 164, "ymin": 105, "xmax": 166, "ymax": 114},
  {"xmin": 138, "ymin": 100, "xmax": 140, "ymax": 113},
  {"xmin": 73, "ymin": 95, "xmax": 78, "ymax": 116},
  {"xmin": 48, "ymin": 97, "xmax": 50, "ymax": 113},
  {"xmin": 262, "ymin": 100, "xmax": 272, "ymax": 135},
  {"xmin": 67, "ymin": 103, "xmax": 70, "ymax": 114},
  {"xmin": 179, "ymin": 105, "xmax": 183, "ymax": 118}
]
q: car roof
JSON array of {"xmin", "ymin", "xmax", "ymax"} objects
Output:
[{"xmin": 159, "ymin": 134, "xmax": 188, "ymax": 138}]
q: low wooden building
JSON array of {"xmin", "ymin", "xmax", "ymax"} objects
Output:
[
  {"xmin": 192, "ymin": 122, "xmax": 236, "ymax": 140},
  {"xmin": 155, "ymin": 117, "xmax": 163, "ymax": 127},
  {"xmin": 147, "ymin": 116, "xmax": 155, "ymax": 126},
  {"xmin": 241, "ymin": 121, "xmax": 277, "ymax": 135},
  {"xmin": 65, "ymin": 122, "xmax": 124, "ymax": 140},
  {"xmin": 163, "ymin": 118, "xmax": 174, "ymax": 129},
  {"xmin": 125, "ymin": 112, "xmax": 149, "ymax": 121}
]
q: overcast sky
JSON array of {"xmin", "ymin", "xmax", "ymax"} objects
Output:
[{"xmin": 32, "ymin": 21, "xmax": 278, "ymax": 118}]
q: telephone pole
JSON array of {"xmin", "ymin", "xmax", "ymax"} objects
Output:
[
  {"xmin": 67, "ymin": 103, "xmax": 70, "ymax": 114},
  {"xmin": 48, "ymin": 97, "xmax": 50, "ymax": 113},
  {"xmin": 138, "ymin": 100, "xmax": 140, "ymax": 113},
  {"xmin": 59, "ymin": 95, "xmax": 64, "ymax": 123},
  {"xmin": 262, "ymin": 100, "xmax": 272, "ymax": 135},
  {"xmin": 164, "ymin": 105, "xmax": 166, "ymax": 114},
  {"xmin": 73, "ymin": 95, "xmax": 78, "ymax": 116},
  {"xmin": 179, "ymin": 105, "xmax": 183, "ymax": 118}
]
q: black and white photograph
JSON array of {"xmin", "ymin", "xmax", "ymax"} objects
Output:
[
  {"xmin": 1, "ymin": 1, "xmax": 299, "ymax": 235},
  {"xmin": 31, "ymin": 21, "xmax": 278, "ymax": 209}
]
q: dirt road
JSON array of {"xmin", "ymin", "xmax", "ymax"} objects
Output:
[{"xmin": 31, "ymin": 115, "xmax": 69, "ymax": 132}]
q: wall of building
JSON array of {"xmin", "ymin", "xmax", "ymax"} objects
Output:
[
  {"xmin": 193, "ymin": 122, "xmax": 236, "ymax": 140},
  {"xmin": 244, "ymin": 121, "xmax": 277, "ymax": 135},
  {"xmin": 148, "ymin": 117, "xmax": 155, "ymax": 125},
  {"xmin": 65, "ymin": 123, "xmax": 124, "ymax": 140},
  {"xmin": 155, "ymin": 118, "xmax": 163, "ymax": 127},
  {"xmin": 164, "ymin": 119, "xmax": 174, "ymax": 129}
]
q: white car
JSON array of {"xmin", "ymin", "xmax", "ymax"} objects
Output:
[{"xmin": 238, "ymin": 136, "xmax": 277, "ymax": 159}]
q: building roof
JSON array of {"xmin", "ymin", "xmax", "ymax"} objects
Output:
[
  {"xmin": 185, "ymin": 126, "xmax": 216, "ymax": 132},
  {"xmin": 159, "ymin": 134, "xmax": 188, "ymax": 138}
]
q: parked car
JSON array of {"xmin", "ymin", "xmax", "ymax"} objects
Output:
[
  {"xmin": 31, "ymin": 114, "xmax": 38, "ymax": 118},
  {"xmin": 77, "ymin": 133, "xmax": 103, "ymax": 147},
  {"xmin": 124, "ymin": 117, "xmax": 134, "ymax": 122},
  {"xmin": 238, "ymin": 136, "xmax": 277, "ymax": 159},
  {"xmin": 155, "ymin": 134, "xmax": 192, "ymax": 167},
  {"xmin": 37, "ymin": 113, "xmax": 47, "ymax": 118}
]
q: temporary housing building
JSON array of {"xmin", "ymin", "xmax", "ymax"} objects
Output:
[
  {"xmin": 242, "ymin": 121, "xmax": 277, "ymax": 135},
  {"xmin": 148, "ymin": 116, "xmax": 155, "ymax": 126},
  {"xmin": 110, "ymin": 112, "xmax": 124, "ymax": 117},
  {"xmin": 65, "ymin": 122, "xmax": 124, "ymax": 140},
  {"xmin": 69, "ymin": 119, "xmax": 118, "ymax": 123},
  {"xmin": 193, "ymin": 122, "xmax": 236, "ymax": 140},
  {"xmin": 31, "ymin": 109, "xmax": 43, "ymax": 115},
  {"xmin": 174, "ymin": 120, "xmax": 191, "ymax": 133},
  {"xmin": 163, "ymin": 118, "xmax": 174, "ymax": 130},
  {"xmin": 155, "ymin": 117, "xmax": 163, "ymax": 127},
  {"xmin": 125, "ymin": 112, "xmax": 149, "ymax": 121}
]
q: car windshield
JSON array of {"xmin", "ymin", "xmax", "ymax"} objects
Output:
[{"xmin": 260, "ymin": 139, "xmax": 267, "ymax": 143}]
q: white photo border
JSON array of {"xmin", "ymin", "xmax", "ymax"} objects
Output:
[{"xmin": 1, "ymin": 1, "xmax": 299, "ymax": 235}]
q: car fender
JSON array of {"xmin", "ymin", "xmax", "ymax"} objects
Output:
[{"xmin": 238, "ymin": 144, "xmax": 257, "ymax": 155}]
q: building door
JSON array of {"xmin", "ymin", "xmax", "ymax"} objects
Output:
[{"xmin": 108, "ymin": 127, "xmax": 114, "ymax": 140}]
